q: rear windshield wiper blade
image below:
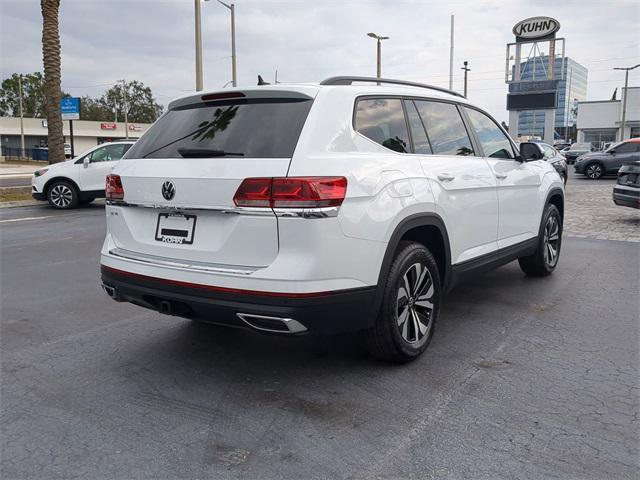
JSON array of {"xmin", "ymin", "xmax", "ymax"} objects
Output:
[{"xmin": 177, "ymin": 148, "xmax": 244, "ymax": 158}]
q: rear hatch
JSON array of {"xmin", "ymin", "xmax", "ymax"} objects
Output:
[{"xmin": 108, "ymin": 87, "xmax": 316, "ymax": 268}]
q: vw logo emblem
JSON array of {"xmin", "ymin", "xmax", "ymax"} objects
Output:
[{"xmin": 162, "ymin": 180, "xmax": 175, "ymax": 201}]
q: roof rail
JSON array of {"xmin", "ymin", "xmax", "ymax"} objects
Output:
[{"xmin": 319, "ymin": 76, "xmax": 465, "ymax": 98}]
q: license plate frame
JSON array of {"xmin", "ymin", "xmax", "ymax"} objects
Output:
[{"xmin": 154, "ymin": 212, "xmax": 197, "ymax": 245}]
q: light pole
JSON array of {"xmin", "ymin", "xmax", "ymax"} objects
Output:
[
  {"xmin": 18, "ymin": 74, "xmax": 25, "ymax": 158},
  {"xmin": 461, "ymin": 61, "xmax": 470, "ymax": 97},
  {"xmin": 613, "ymin": 64, "xmax": 640, "ymax": 141},
  {"xmin": 194, "ymin": 0, "xmax": 203, "ymax": 91},
  {"xmin": 216, "ymin": 0, "xmax": 237, "ymax": 87},
  {"xmin": 120, "ymin": 79, "xmax": 129, "ymax": 139},
  {"xmin": 367, "ymin": 32, "xmax": 389, "ymax": 79}
]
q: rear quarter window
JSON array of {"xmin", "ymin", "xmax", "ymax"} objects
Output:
[{"xmin": 354, "ymin": 98, "xmax": 410, "ymax": 153}]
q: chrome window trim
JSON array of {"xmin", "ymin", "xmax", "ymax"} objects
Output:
[{"xmin": 107, "ymin": 247, "xmax": 259, "ymax": 275}]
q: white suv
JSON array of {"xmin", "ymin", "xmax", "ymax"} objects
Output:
[
  {"xmin": 32, "ymin": 141, "xmax": 135, "ymax": 209},
  {"xmin": 100, "ymin": 77, "xmax": 564, "ymax": 362}
]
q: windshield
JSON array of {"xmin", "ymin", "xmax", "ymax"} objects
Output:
[
  {"xmin": 570, "ymin": 143, "xmax": 591, "ymax": 150},
  {"xmin": 605, "ymin": 141, "xmax": 623, "ymax": 152},
  {"xmin": 124, "ymin": 98, "xmax": 313, "ymax": 159}
]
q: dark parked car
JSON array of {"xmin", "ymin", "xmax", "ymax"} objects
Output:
[
  {"xmin": 529, "ymin": 141, "xmax": 568, "ymax": 184},
  {"xmin": 574, "ymin": 138, "xmax": 640, "ymax": 179},
  {"xmin": 613, "ymin": 160, "xmax": 640, "ymax": 209},
  {"xmin": 563, "ymin": 142, "xmax": 594, "ymax": 164}
]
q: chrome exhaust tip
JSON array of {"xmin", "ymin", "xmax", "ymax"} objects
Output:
[
  {"xmin": 101, "ymin": 284, "xmax": 120, "ymax": 301},
  {"xmin": 236, "ymin": 313, "xmax": 307, "ymax": 334}
]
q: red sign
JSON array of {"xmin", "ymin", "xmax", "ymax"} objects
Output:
[{"xmin": 101, "ymin": 122, "xmax": 117, "ymax": 130}]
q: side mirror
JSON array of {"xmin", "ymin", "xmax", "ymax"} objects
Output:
[
  {"xmin": 83, "ymin": 157, "xmax": 90, "ymax": 168},
  {"xmin": 519, "ymin": 142, "xmax": 543, "ymax": 162},
  {"xmin": 608, "ymin": 149, "xmax": 616, "ymax": 154}
]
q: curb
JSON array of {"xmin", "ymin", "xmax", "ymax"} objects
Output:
[{"xmin": 0, "ymin": 199, "xmax": 40, "ymax": 208}]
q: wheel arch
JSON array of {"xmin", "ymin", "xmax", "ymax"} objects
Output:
[
  {"xmin": 546, "ymin": 187, "xmax": 564, "ymax": 220},
  {"xmin": 43, "ymin": 176, "xmax": 81, "ymax": 196},
  {"xmin": 373, "ymin": 213, "xmax": 452, "ymax": 314}
]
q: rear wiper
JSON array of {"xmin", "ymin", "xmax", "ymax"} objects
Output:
[{"xmin": 177, "ymin": 148, "xmax": 244, "ymax": 158}]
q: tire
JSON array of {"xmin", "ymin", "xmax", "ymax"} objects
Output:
[
  {"xmin": 363, "ymin": 241, "xmax": 441, "ymax": 363},
  {"xmin": 585, "ymin": 162, "xmax": 604, "ymax": 179},
  {"xmin": 46, "ymin": 180, "xmax": 79, "ymax": 209},
  {"xmin": 518, "ymin": 203, "xmax": 562, "ymax": 277}
]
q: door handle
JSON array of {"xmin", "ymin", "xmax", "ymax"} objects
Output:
[
  {"xmin": 437, "ymin": 173, "xmax": 455, "ymax": 182},
  {"xmin": 495, "ymin": 173, "xmax": 508, "ymax": 180}
]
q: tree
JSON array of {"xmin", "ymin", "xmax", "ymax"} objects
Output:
[
  {"xmin": 0, "ymin": 72, "xmax": 63, "ymax": 118},
  {"xmin": 40, "ymin": 0, "xmax": 65, "ymax": 164},
  {"xmin": 101, "ymin": 81, "xmax": 163, "ymax": 124},
  {"xmin": 80, "ymin": 95, "xmax": 112, "ymax": 122}
]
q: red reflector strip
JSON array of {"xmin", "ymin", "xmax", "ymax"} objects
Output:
[
  {"xmin": 233, "ymin": 177, "xmax": 347, "ymax": 208},
  {"xmin": 201, "ymin": 91, "xmax": 245, "ymax": 102},
  {"xmin": 105, "ymin": 174, "xmax": 124, "ymax": 200},
  {"xmin": 101, "ymin": 265, "xmax": 335, "ymax": 298}
]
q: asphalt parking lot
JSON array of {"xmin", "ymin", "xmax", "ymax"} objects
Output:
[{"xmin": 1, "ymin": 174, "xmax": 638, "ymax": 480}]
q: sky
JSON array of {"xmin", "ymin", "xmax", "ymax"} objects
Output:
[{"xmin": 1, "ymin": 0, "xmax": 639, "ymax": 123}]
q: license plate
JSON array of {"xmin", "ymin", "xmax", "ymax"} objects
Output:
[{"xmin": 155, "ymin": 213, "xmax": 196, "ymax": 245}]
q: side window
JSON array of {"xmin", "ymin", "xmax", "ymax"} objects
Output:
[
  {"xmin": 614, "ymin": 142, "xmax": 636, "ymax": 154},
  {"xmin": 355, "ymin": 98, "xmax": 410, "ymax": 153},
  {"xmin": 541, "ymin": 144, "xmax": 555, "ymax": 159},
  {"xmin": 404, "ymin": 100, "xmax": 432, "ymax": 154},
  {"xmin": 464, "ymin": 107, "xmax": 515, "ymax": 159},
  {"xmin": 90, "ymin": 144, "xmax": 126, "ymax": 163},
  {"xmin": 414, "ymin": 101, "xmax": 474, "ymax": 156}
]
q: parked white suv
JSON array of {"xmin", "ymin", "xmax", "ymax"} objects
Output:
[
  {"xmin": 100, "ymin": 77, "xmax": 564, "ymax": 362},
  {"xmin": 32, "ymin": 141, "xmax": 135, "ymax": 209}
]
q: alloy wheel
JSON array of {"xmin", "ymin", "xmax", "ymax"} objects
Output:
[
  {"xmin": 396, "ymin": 262, "xmax": 434, "ymax": 344},
  {"xmin": 543, "ymin": 214, "xmax": 560, "ymax": 268},
  {"xmin": 50, "ymin": 184, "xmax": 73, "ymax": 208},
  {"xmin": 586, "ymin": 164, "xmax": 602, "ymax": 179}
]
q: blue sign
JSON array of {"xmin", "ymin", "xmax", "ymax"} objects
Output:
[{"xmin": 60, "ymin": 97, "xmax": 80, "ymax": 120}]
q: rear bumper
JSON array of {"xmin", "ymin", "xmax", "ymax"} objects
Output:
[
  {"xmin": 100, "ymin": 265, "xmax": 377, "ymax": 335},
  {"xmin": 613, "ymin": 187, "xmax": 640, "ymax": 209}
]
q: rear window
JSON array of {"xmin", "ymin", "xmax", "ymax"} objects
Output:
[{"xmin": 124, "ymin": 98, "xmax": 313, "ymax": 159}]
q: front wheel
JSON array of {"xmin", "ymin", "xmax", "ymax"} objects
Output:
[
  {"xmin": 585, "ymin": 162, "xmax": 604, "ymax": 179},
  {"xmin": 46, "ymin": 180, "xmax": 79, "ymax": 209},
  {"xmin": 362, "ymin": 242, "xmax": 441, "ymax": 362},
  {"xmin": 518, "ymin": 203, "xmax": 562, "ymax": 277}
]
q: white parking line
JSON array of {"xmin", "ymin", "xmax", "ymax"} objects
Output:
[{"xmin": 0, "ymin": 215, "xmax": 54, "ymax": 223}]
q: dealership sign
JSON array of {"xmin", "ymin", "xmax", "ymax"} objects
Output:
[
  {"xmin": 101, "ymin": 122, "xmax": 117, "ymax": 130},
  {"xmin": 512, "ymin": 16, "xmax": 560, "ymax": 41},
  {"xmin": 60, "ymin": 97, "xmax": 80, "ymax": 121}
]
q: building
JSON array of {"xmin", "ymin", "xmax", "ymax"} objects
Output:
[
  {"xmin": 576, "ymin": 86, "xmax": 640, "ymax": 148},
  {"xmin": 0, "ymin": 117, "xmax": 151, "ymax": 159},
  {"xmin": 516, "ymin": 56, "xmax": 588, "ymax": 139}
]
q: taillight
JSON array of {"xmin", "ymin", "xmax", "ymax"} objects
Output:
[
  {"xmin": 233, "ymin": 177, "xmax": 347, "ymax": 208},
  {"xmin": 106, "ymin": 174, "xmax": 124, "ymax": 200}
]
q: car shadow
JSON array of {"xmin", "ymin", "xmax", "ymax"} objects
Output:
[{"xmin": 120, "ymin": 262, "xmax": 554, "ymax": 383}]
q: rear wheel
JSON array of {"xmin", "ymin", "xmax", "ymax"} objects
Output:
[
  {"xmin": 585, "ymin": 162, "xmax": 604, "ymax": 179},
  {"xmin": 363, "ymin": 242, "xmax": 441, "ymax": 362},
  {"xmin": 47, "ymin": 180, "xmax": 79, "ymax": 209},
  {"xmin": 518, "ymin": 203, "xmax": 562, "ymax": 277}
]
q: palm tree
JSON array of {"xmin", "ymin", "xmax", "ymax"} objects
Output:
[{"xmin": 40, "ymin": 0, "xmax": 65, "ymax": 164}]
